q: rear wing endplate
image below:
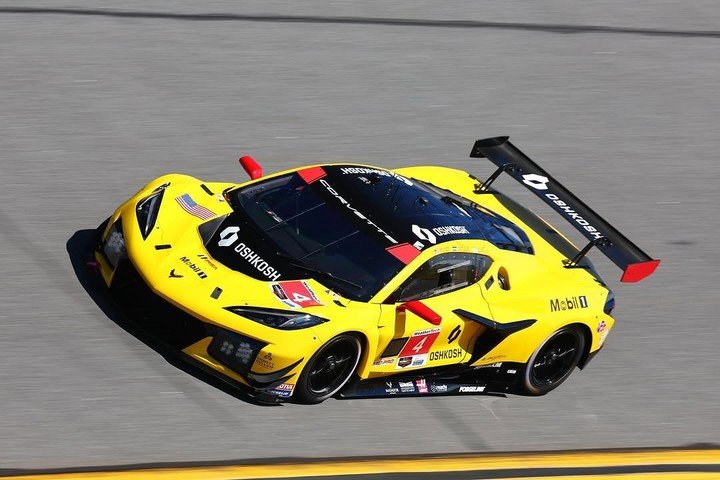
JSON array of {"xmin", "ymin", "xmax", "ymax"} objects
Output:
[{"xmin": 470, "ymin": 136, "xmax": 659, "ymax": 282}]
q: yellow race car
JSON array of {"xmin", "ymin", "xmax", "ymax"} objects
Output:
[{"xmin": 89, "ymin": 137, "xmax": 659, "ymax": 404}]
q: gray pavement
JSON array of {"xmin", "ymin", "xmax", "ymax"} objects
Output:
[{"xmin": 1, "ymin": 1, "xmax": 719, "ymax": 470}]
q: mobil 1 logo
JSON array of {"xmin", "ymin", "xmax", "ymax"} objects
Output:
[{"xmin": 550, "ymin": 295, "xmax": 588, "ymax": 312}]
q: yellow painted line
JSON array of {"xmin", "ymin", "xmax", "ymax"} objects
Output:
[
  {"xmin": 502, "ymin": 475, "xmax": 720, "ymax": 480},
  {"xmin": 4, "ymin": 448, "xmax": 720, "ymax": 479}
]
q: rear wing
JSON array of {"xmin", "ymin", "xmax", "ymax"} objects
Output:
[{"xmin": 470, "ymin": 136, "xmax": 659, "ymax": 283}]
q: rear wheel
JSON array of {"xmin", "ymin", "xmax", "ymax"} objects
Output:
[
  {"xmin": 521, "ymin": 325, "xmax": 585, "ymax": 396},
  {"xmin": 293, "ymin": 334, "xmax": 362, "ymax": 404}
]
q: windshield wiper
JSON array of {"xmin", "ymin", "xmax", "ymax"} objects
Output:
[{"xmin": 275, "ymin": 252, "xmax": 363, "ymax": 291}]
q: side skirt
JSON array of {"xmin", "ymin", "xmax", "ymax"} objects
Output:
[{"xmin": 336, "ymin": 362, "xmax": 526, "ymax": 400}]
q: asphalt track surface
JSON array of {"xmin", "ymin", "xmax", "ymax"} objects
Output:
[{"xmin": 1, "ymin": 0, "xmax": 719, "ymax": 471}]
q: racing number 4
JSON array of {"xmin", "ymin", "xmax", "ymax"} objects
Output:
[
  {"xmin": 411, "ymin": 337, "xmax": 427, "ymax": 354},
  {"xmin": 291, "ymin": 292, "xmax": 312, "ymax": 303},
  {"xmin": 398, "ymin": 329, "xmax": 440, "ymax": 357}
]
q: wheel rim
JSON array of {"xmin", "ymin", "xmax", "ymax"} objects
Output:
[
  {"xmin": 530, "ymin": 330, "xmax": 581, "ymax": 388},
  {"xmin": 307, "ymin": 337, "xmax": 360, "ymax": 396}
]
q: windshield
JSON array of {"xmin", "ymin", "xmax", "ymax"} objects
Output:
[
  {"xmin": 229, "ymin": 165, "xmax": 532, "ymax": 301},
  {"xmin": 232, "ymin": 172, "xmax": 404, "ymax": 301}
]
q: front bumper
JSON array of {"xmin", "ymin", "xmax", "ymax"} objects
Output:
[{"xmin": 89, "ymin": 221, "xmax": 299, "ymax": 404}]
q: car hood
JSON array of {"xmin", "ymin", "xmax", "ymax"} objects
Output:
[{"xmin": 125, "ymin": 181, "xmax": 347, "ymax": 320}]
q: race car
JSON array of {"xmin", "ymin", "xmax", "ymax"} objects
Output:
[{"xmin": 89, "ymin": 137, "xmax": 659, "ymax": 404}]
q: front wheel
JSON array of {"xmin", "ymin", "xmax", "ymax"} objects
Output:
[
  {"xmin": 293, "ymin": 334, "xmax": 362, "ymax": 404},
  {"xmin": 520, "ymin": 325, "xmax": 585, "ymax": 396}
]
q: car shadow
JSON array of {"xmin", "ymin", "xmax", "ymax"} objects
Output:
[{"xmin": 66, "ymin": 228, "xmax": 278, "ymax": 407}]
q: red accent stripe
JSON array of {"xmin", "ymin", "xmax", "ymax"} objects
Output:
[
  {"xmin": 621, "ymin": 259, "xmax": 660, "ymax": 283},
  {"xmin": 386, "ymin": 243, "xmax": 421, "ymax": 265},
  {"xmin": 297, "ymin": 166, "xmax": 327, "ymax": 184}
]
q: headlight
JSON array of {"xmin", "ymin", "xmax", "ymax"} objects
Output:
[
  {"xmin": 102, "ymin": 219, "xmax": 126, "ymax": 268},
  {"xmin": 136, "ymin": 189, "xmax": 165, "ymax": 239},
  {"xmin": 225, "ymin": 306, "xmax": 329, "ymax": 330}
]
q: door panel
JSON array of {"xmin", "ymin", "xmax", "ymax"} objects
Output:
[{"xmin": 372, "ymin": 284, "xmax": 494, "ymax": 374}]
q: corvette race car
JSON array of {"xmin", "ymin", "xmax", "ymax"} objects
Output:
[{"xmin": 89, "ymin": 137, "xmax": 659, "ymax": 404}]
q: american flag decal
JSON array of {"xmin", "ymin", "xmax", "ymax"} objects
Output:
[{"xmin": 175, "ymin": 194, "xmax": 215, "ymax": 220}]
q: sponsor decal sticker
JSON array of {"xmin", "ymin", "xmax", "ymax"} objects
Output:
[
  {"xmin": 175, "ymin": 193, "xmax": 216, "ymax": 220},
  {"xmin": 340, "ymin": 167, "xmax": 413, "ymax": 186},
  {"xmin": 429, "ymin": 348, "xmax": 464, "ymax": 362},
  {"xmin": 398, "ymin": 381, "xmax": 415, "ymax": 393},
  {"xmin": 521, "ymin": 173, "xmax": 550, "ymax": 191},
  {"xmin": 521, "ymin": 174, "xmax": 604, "ymax": 240},
  {"xmin": 372, "ymin": 358, "xmax": 395, "ymax": 366},
  {"xmin": 412, "ymin": 225, "xmax": 436, "ymax": 245},
  {"xmin": 197, "ymin": 253, "xmax": 218, "ymax": 270},
  {"xmin": 319, "ymin": 179, "xmax": 398, "ymax": 244},
  {"xmin": 271, "ymin": 281, "xmax": 322, "ymax": 308},
  {"xmin": 598, "ymin": 322, "xmax": 611, "ymax": 347},
  {"xmin": 416, "ymin": 379, "xmax": 428, "ymax": 394},
  {"xmin": 550, "ymin": 295, "xmax": 588, "ymax": 312},
  {"xmin": 399, "ymin": 327, "xmax": 441, "ymax": 357},
  {"xmin": 397, "ymin": 357, "xmax": 412, "ymax": 368},
  {"xmin": 599, "ymin": 328, "xmax": 610, "ymax": 346},
  {"xmin": 484, "ymin": 354, "xmax": 506, "ymax": 361},
  {"xmin": 447, "ymin": 325, "xmax": 461, "ymax": 343},
  {"xmin": 217, "ymin": 226, "xmax": 281, "ymax": 281},
  {"xmin": 179, "ymin": 256, "xmax": 208, "ymax": 279},
  {"xmin": 430, "ymin": 384, "xmax": 448, "ymax": 393},
  {"xmin": 269, "ymin": 383, "xmax": 294, "ymax": 397},
  {"xmin": 255, "ymin": 351, "xmax": 274, "ymax": 370},
  {"xmin": 218, "ymin": 226, "xmax": 240, "ymax": 247},
  {"xmin": 459, "ymin": 385, "xmax": 485, "ymax": 393},
  {"xmin": 384, "ymin": 382, "xmax": 399, "ymax": 394},
  {"xmin": 411, "ymin": 224, "xmax": 471, "ymax": 245},
  {"xmin": 396, "ymin": 354, "xmax": 427, "ymax": 369},
  {"xmin": 411, "ymin": 355, "xmax": 427, "ymax": 367},
  {"xmin": 477, "ymin": 362, "xmax": 502, "ymax": 369}
]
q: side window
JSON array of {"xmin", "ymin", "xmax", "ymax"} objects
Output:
[{"xmin": 386, "ymin": 253, "xmax": 492, "ymax": 303}]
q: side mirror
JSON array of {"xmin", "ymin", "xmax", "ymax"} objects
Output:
[
  {"xmin": 239, "ymin": 155, "xmax": 263, "ymax": 180},
  {"xmin": 397, "ymin": 300, "xmax": 442, "ymax": 325}
]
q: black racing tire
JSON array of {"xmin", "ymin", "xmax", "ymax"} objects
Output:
[
  {"xmin": 520, "ymin": 325, "xmax": 585, "ymax": 396},
  {"xmin": 293, "ymin": 333, "xmax": 362, "ymax": 404}
]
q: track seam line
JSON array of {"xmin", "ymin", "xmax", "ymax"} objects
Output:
[{"xmin": 1, "ymin": 7, "xmax": 720, "ymax": 38}]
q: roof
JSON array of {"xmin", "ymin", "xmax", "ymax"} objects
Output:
[{"xmin": 301, "ymin": 165, "xmax": 534, "ymax": 255}]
